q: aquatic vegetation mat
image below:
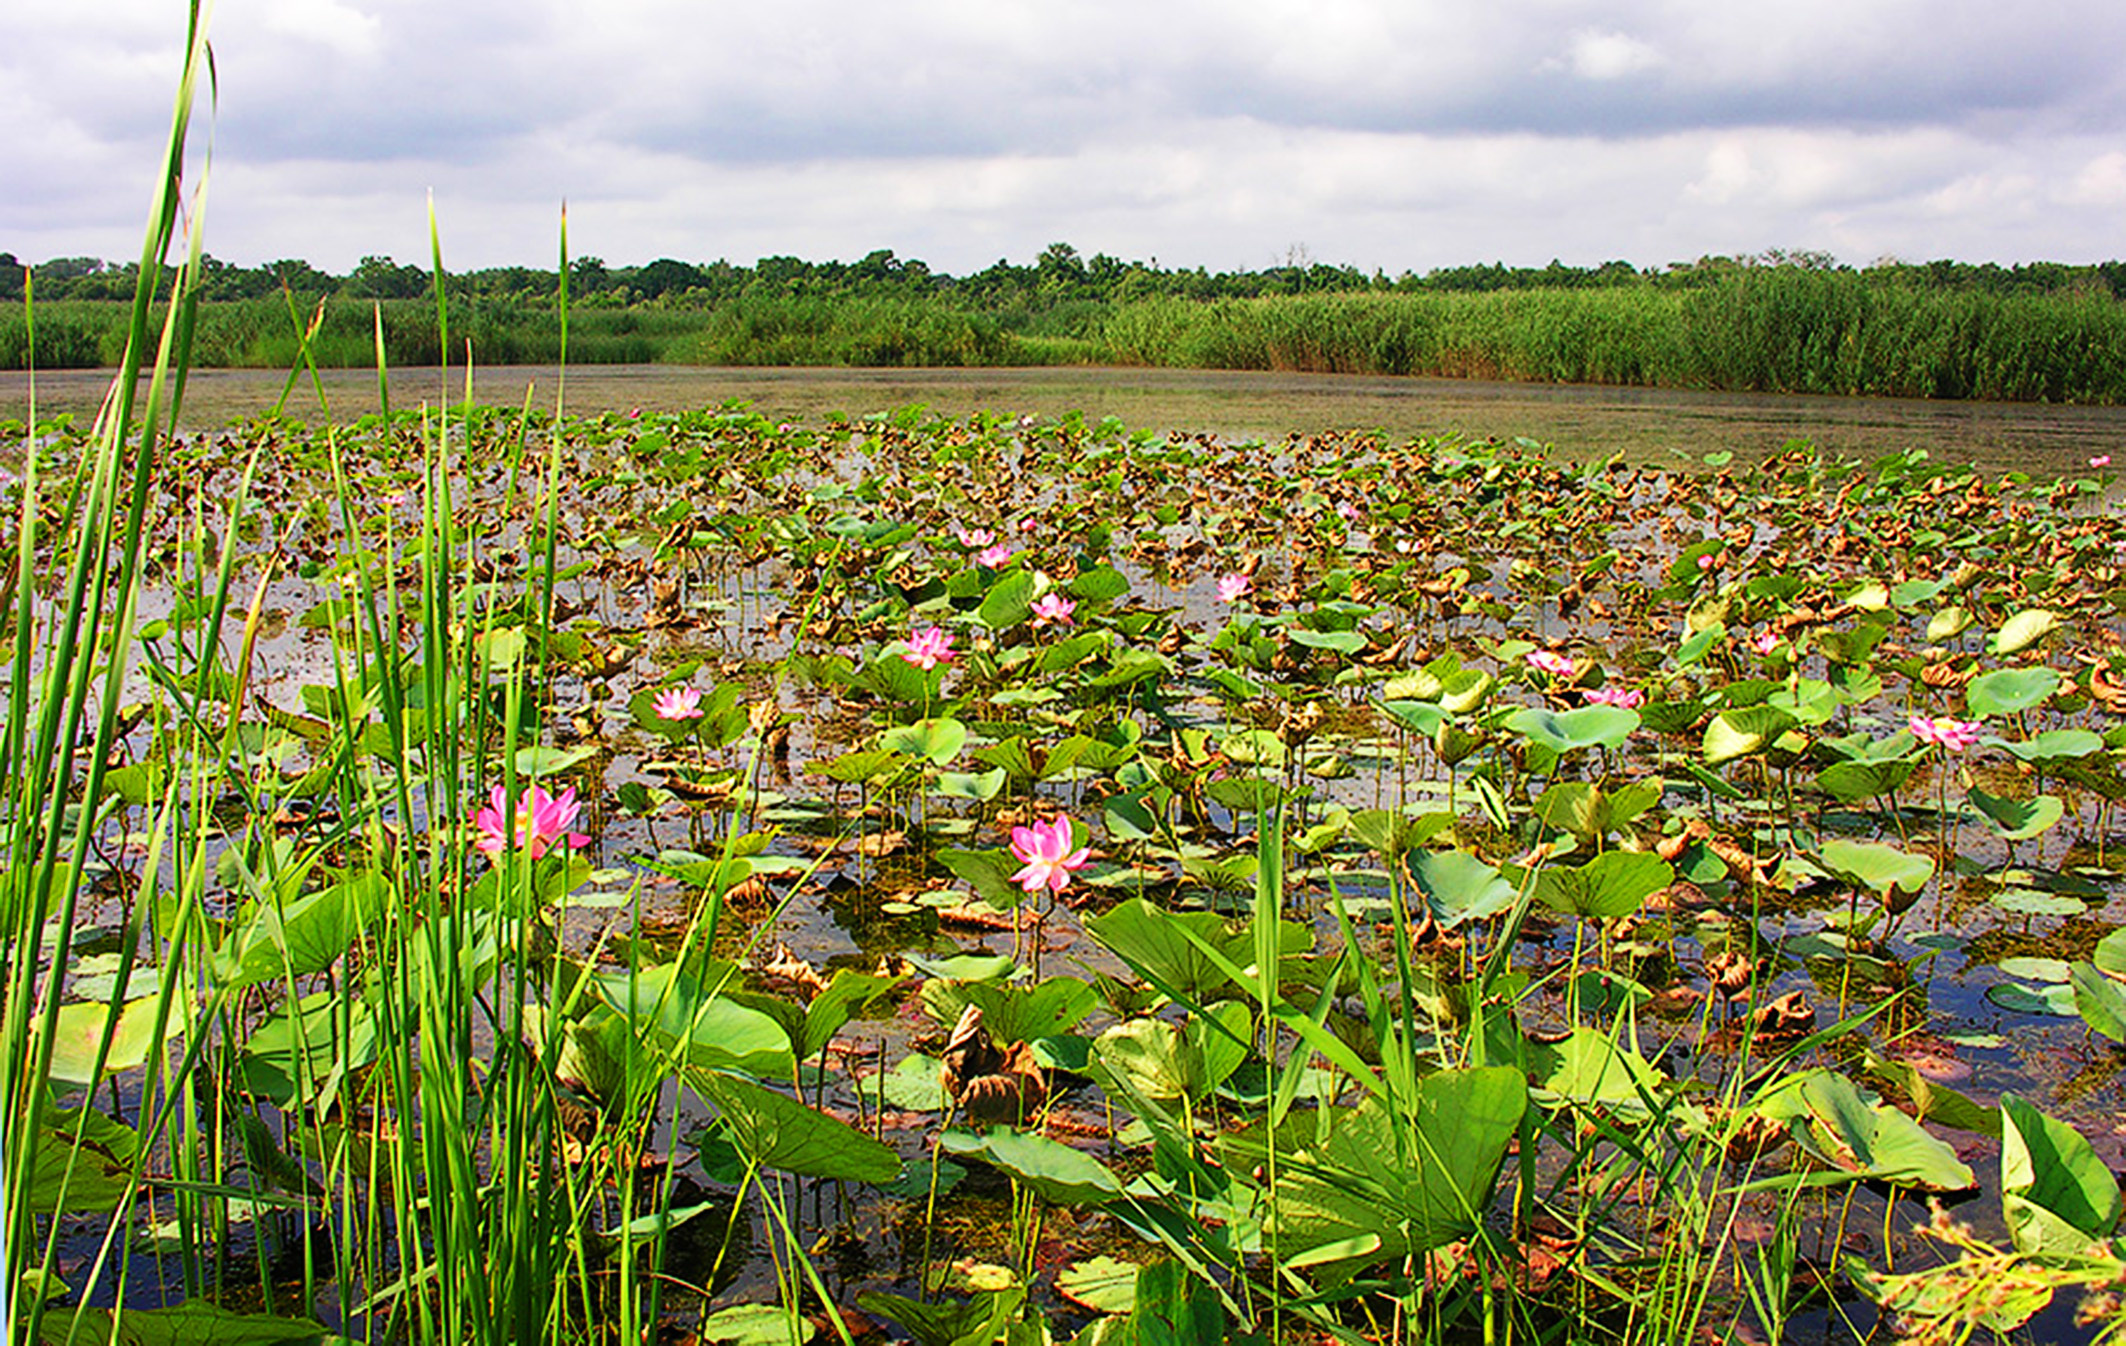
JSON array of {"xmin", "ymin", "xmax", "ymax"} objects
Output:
[{"xmin": 12, "ymin": 383, "xmax": 2126, "ymax": 1346}]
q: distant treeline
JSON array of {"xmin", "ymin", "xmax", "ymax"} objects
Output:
[{"xmin": 5, "ymin": 245, "xmax": 2126, "ymax": 402}]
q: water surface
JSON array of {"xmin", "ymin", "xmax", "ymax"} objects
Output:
[{"xmin": 8, "ymin": 364, "xmax": 2125, "ymax": 474}]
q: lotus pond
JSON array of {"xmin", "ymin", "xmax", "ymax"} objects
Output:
[{"xmin": 12, "ymin": 400, "xmax": 2126, "ymax": 1346}]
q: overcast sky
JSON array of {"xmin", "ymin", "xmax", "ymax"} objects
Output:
[{"xmin": 8, "ymin": 0, "xmax": 2126, "ymax": 277}]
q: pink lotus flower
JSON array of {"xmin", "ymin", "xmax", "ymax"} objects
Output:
[
  {"xmin": 1752, "ymin": 631, "xmax": 1781, "ymax": 655},
  {"xmin": 903, "ymin": 625, "xmax": 956, "ymax": 670},
  {"xmin": 1910, "ymin": 715, "xmax": 1982, "ymax": 752},
  {"xmin": 1009, "ymin": 815, "xmax": 1091, "ymax": 895},
  {"xmin": 1526, "ymin": 649, "xmax": 1577, "ymax": 677},
  {"xmin": 1217, "ymin": 573, "xmax": 1252, "ymax": 603},
  {"xmin": 1031, "ymin": 593, "xmax": 1076, "ymax": 627},
  {"xmin": 976, "ymin": 543, "xmax": 1014, "ymax": 568},
  {"xmin": 1584, "ymin": 686, "xmax": 1645, "ymax": 708},
  {"xmin": 473, "ymin": 784, "xmax": 590, "ymax": 861},
  {"xmin": 2093, "ymin": 455, "xmax": 2113, "ymax": 469},
  {"xmin": 954, "ymin": 525, "xmax": 995, "ymax": 549},
  {"xmin": 652, "ymin": 686, "xmax": 704, "ymax": 720}
]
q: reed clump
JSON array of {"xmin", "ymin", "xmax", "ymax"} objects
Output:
[{"xmin": 9, "ymin": 264, "xmax": 2126, "ymax": 403}]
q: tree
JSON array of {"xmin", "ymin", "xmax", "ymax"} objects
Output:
[
  {"xmin": 345, "ymin": 255, "xmax": 428, "ymax": 300},
  {"xmin": 632, "ymin": 257, "xmax": 703, "ymax": 300},
  {"xmin": 569, "ymin": 255, "xmax": 610, "ymax": 294}
]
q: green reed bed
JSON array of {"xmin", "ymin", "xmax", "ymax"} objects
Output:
[{"xmin": 12, "ymin": 267, "xmax": 2126, "ymax": 405}]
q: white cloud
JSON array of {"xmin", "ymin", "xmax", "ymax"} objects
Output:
[
  {"xmin": 1552, "ymin": 30, "xmax": 1664, "ymax": 81},
  {"xmin": 263, "ymin": 0, "xmax": 383, "ymax": 58},
  {"xmin": 9, "ymin": 0, "xmax": 2126, "ymax": 272}
]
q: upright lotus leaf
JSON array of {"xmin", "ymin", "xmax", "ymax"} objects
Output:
[
  {"xmin": 1767, "ymin": 678, "xmax": 1841, "ymax": 726},
  {"xmin": 936, "ymin": 766, "xmax": 1009, "ymax": 801},
  {"xmin": 211, "ymin": 871, "xmax": 390, "ymax": 990},
  {"xmin": 1927, "ymin": 605, "xmax": 1975, "ymax": 641},
  {"xmin": 1531, "ymin": 782, "xmax": 1601, "ymax": 839},
  {"xmin": 937, "ymin": 846, "xmax": 1024, "ymax": 908},
  {"xmin": 1967, "ymin": 788, "xmax": 2065, "ymax": 842},
  {"xmin": 1090, "ymin": 1019, "xmax": 1204, "ymax": 1103},
  {"xmin": 1531, "ymin": 1027, "xmax": 1666, "ymax": 1110},
  {"xmin": 588, "ymin": 963, "xmax": 794, "ymax": 1079},
  {"xmin": 1772, "ymin": 1070, "xmax": 1975, "ymax": 1192},
  {"xmin": 857, "ymin": 649, "xmax": 941, "ymax": 706},
  {"xmin": 977, "ymin": 568, "xmax": 1035, "ymax": 629},
  {"xmin": 972, "ymin": 737, "xmax": 1041, "ymax": 783},
  {"xmin": 1506, "ymin": 705, "xmax": 1638, "ymax": 754},
  {"xmin": 942, "ymin": 1127, "xmax": 1124, "ymax": 1205},
  {"xmin": 2096, "ymin": 928, "xmax": 2126, "ymax": 978},
  {"xmin": 1379, "ymin": 699, "xmax": 1448, "ymax": 736},
  {"xmin": 1998, "ymin": 730, "xmax": 2104, "ymax": 764},
  {"xmin": 696, "ymin": 1071, "xmax": 901, "ymax": 1184},
  {"xmin": 1349, "ymin": 807, "xmax": 1449, "ymax": 860},
  {"xmin": 1187, "ymin": 1001, "xmax": 1253, "ymax": 1096},
  {"xmin": 808, "ymin": 749, "xmax": 902, "ymax": 784},
  {"xmin": 1860, "ymin": 1048, "xmax": 2001, "ymax": 1138},
  {"xmin": 40, "ymin": 997, "xmax": 182, "ymax": 1087},
  {"xmin": 1527, "ymin": 852, "xmax": 1674, "ymax": 921},
  {"xmin": 1990, "ymin": 609, "xmax": 2061, "ymax": 656},
  {"xmin": 1964, "ymin": 665, "xmax": 2060, "ymax": 718},
  {"xmin": 1086, "ymin": 899, "xmax": 1311, "ymax": 1004},
  {"xmin": 1814, "ymin": 759, "xmax": 1918, "ymax": 804},
  {"xmin": 1818, "ymin": 839, "xmax": 1934, "ymax": 905},
  {"xmin": 856, "ymin": 1287, "xmax": 1027, "ymax": 1346},
  {"xmin": 2001, "ymin": 1093, "xmax": 2124, "ymax": 1257},
  {"xmin": 1215, "ymin": 1066, "xmax": 1527, "ymax": 1283},
  {"xmin": 1409, "ymin": 849, "xmax": 1519, "ymax": 930},
  {"xmin": 1702, "ymin": 705, "xmax": 1798, "ymax": 765},
  {"xmin": 1892, "ymin": 578, "xmax": 1951, "ymax": 609},
  {"xmin": 2069, "ymin": 963, "xmax": 2126, "ymax": 1045},
  {"xmin": 919, "ymin": 976, "xmax": 1100, "ymax": 1044},
  {"xmin": 28, "ymin": 1107, "xmax": 142, "ymax": 1213},
  {"xmin": 1110, "ymin": 1260, "xmax": 1224, "ymax": 1346},
  {"xmin": 239, "ymin": 991, "xmax": 380, "ymax": 1108},
  {"xmin": 878, "ymin": 716, "xmax": 968, "ymax": 766},
  {"xmin": 800, "ymin": 968, "xmax": 901, "ymax": 1058},
  {"xmin": 1068, "ymin": 564, "xmax": 1132, "ymax": 603}
]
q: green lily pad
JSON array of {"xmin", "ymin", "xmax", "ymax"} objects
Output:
[
  {"xmin": 1055, "ymin": 1256, "xmax": 1143, "ymax": 1315},
  {"xmin": 1990, "ymin": 888, "xmax": 2086, "ymax": 918},
  {"xmin": 1987, "ymin": 981, "xmax": 2080, "ymax": 1016},
  {"xmin": 1963, "ymin": 666, "xmax": 2061, "ymax": 717},
  {"xmin": 698, "ymin": 1304, "xmax": 815, "ymax": 1345}
]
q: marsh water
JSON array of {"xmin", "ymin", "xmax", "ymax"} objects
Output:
[{"xmin": 8, "ymin": 363, "xmax": 2126, "ymax": 475}]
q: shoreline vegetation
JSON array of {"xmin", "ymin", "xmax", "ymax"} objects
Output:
[{"xmin": 6, "ymin": 248, "xmax": 2126, "ymax": 403}]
